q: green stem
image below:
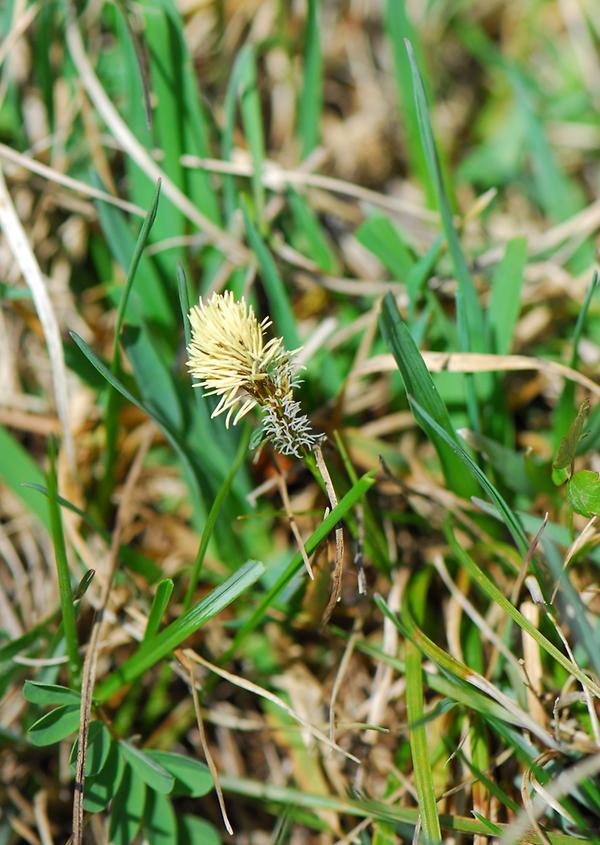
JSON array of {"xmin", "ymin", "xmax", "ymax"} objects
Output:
[{"xmin": 46, "ymin": 438, "xmax": 81, "ymax": 687}]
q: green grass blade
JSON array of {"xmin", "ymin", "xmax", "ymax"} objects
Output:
[
  {"xmin": 46, "ymin": 439, "xmax": 80, "ymax": 686},
  {"xmin": 238, "ymin": 46, "xmax": 266, "ymax": 221},
  {"xmin": 0, "ymin": 425, "xmax": 50, "ymax": 530},
  {"xmin": 112, "ymin": 180, "xmax": 162, "ymax": 357},
  {"xmin": 70, "ymin": 332, "xmax": 205, "ymax": 523},
  {"xmin": 143, "ymin": 579, "xmax": 174, "ymax": 642},
  {"xmin": 405, "ymin": 640, "xmax": 442, "ymax": 842},
  {"xmin": 444, "ymin": 522, "xmax": 600, "ymax": 696},
  {"xmin": 222, "ymin": 45, "xmax": 265, "ymax": 221},
  {"xmin": 95, "ymin": 559, "xmax": 265, "ymax": 703},
  {"xmin": 489, "ymin": 236, "xmax": 527, "ymax": 355},
  {"xmin": 225, "ymin": 471, "xmax": 376, "ymax": 657},
  {"xmin": 242, "ymin": 205, "xmax": 301, "ymax": 349},
  {"xmin": 101, "ymin": 180, "xmax": 161, "ymax": 514},
  {"xmin": 379, "ymin": 292, "xmax": 478, "ymax": 498},
  {"xmin": 298, "ymin": 0, "xmax": 322, "ymax": 157},
  {"xmin": 219, "ymin": 774, "xmax": 589, "ymax": 843},
  {"xmin": 384, "ymin": 1, "xmax": 435, "ymax": 204},
  {"xmin": 183, "ymin": 423, "xmax": 252, "ymax": 610},
  {"xmin": 24, "ymin": 482, "xmax": 162, "ymax": 582},
  {"xmin": 403, "ymin": 39, "xmax": 485, "ymax": 354},
  {"xmin": 409, "ymin": 395, "xmax": 529, "ymax": 556}
]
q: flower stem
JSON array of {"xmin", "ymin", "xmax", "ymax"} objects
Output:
[
  {"xmin": 46, "ymin": 438, "xmax": 81, "ymax": 687},
  {"xmin": 313, "ymin": 444, "xmax": 344, "ymax": 624}
]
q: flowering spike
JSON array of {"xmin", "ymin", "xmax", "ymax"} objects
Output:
[{"xmin": 187, "ymin": 292, "xmax": 323, "ymax": 456}]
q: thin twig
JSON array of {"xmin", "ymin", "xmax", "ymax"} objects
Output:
[
  {"xmin": 178, "ymin": 652, "xmax": 234, "ymax": 836},
  {"xmin": 0, "ymin": 165, "xmax": 75, "ymax": 472}
]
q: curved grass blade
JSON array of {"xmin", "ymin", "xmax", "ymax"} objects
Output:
[
  {"xmin": 379, "ymin": 293, "xmax": 478, "ymax": 499},
  {"xmin": 408, "ymin": 392, "xmax": 529, "ymax": 556},
  {"xmin": 298, "ymin": 0, "xmax": 322, "ymax": 157},
  {"xmin": 95, "ymin": 559, "xmax": 265, "ymax": 702},
  {"xmin": 46, "ymin": 438, "xmax": 80, "ymax": 685},
  {"xmin": 224, "ymin": 471, "xmax": 376, "ymax": 659},
  {"xmin": 70, "ymin": 331, "xmax": 204, "ymax": 522}
]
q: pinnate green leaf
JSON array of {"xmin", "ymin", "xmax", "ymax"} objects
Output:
[
  {"xmin": 108, "ymin": 764, "xmax": 146, "ymax": 845},
  {"xmin": 24, "ymin": 681, "xmax": 80, "ymax": 708},
  {"xmin": 28, "ymin": 704, "xmax": 80, "ymax": 746},
  {"xmin": 145, "ymin": 750, "xmax": 213, "ymax": 797},
  {"xmin": 119, "ymin": 741, "xmax": 174, "ymax": 794}
]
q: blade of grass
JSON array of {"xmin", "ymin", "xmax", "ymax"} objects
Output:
[
  {"xmin": 238, "ymin": 45, "xmax": 265, "ymax": 221},
  {"xmin": 0, "ymin": 425, "xmax": 50, "ymax": 530},
  {"xmin": 384, "ymin": 1, "xmax": 435, "ymax": 204},
  {"xmin": 489, "ymin": 236, "xmax": 527, "ymax": 355},
  {"xmin": 405, "ymin": 570, "xmax": 442, "ymax": 842},
  {"xmin": 224, "ymin": 471, "xmax": 376, "ymax": 659},
  {"xmin": 100, "ymin": 181, "xmax": 161, "ymax": 515},
  {"xmin": 95, "ymin": 559, "xmax": 265, "ymax": 703},
  {"xmin": 242, "ymin": 204, "xmax": 301, "ymax": 350},
  {"xmin": 554, "ymin": 270, "xmax": 599, "ymax": 445},
  {"xmin": 297, "ymin": 0, "xmax": 322, "ymax": 157},
  {"xmin": 444, "ymin": 522, "xmax": 600, "ymax": 697},
  {"xmin": 403, "ymin": 39, "xmax": 484, "ymax": 352},
  {"xmin": 405, "ymin": 639, "xmax": 442, "ymax": 842},
  {"xmin": 46, "ymin": 438, "xmax": 81, "ymax": 686},
  {"xmin": 143, "ymin": 579, "xmax": 174, "ymax": 642},
  {"xmin": 403, "ymin": 38, "xmax": 485, "ymax": 431},
  {"xmin": 379, "ymin": 292, "xmax": 478, "ymax": 499},
  {"xmin": 24, "ymin": 482, "xmax": 162, "ymax": 582},
  {"xmin": 408, "ymin": 393, "xmax": 529, "ymax": 556},
  {"xmin": 70, "ymin": 331, "xmax": 205, "ymax": 524},
  {"xmin": 183, "ymin": 423, "xmax": 252, "ymax": 611},
  {"xmin": 374, "ymin": 595, "xmax": 560, "ymax": 750},
  {"xmin": 219, "ymin": 773, "xmax": 589, "ymax": 844}
]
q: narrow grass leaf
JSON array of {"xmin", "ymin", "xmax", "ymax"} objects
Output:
[
  {"xmin": 95, "ymin": 559, "xmax": 265, "ymax": 702},
  {"xmin": 242, "ymin": 205, "xmax": 301, "ymax": 350},
  {"xmin": 355, "ymin": 214, "xmax": 414, "ymax": 279},
  {"xmin": 237, "ymin": 46, "xmax": 265, "ymax": 219},
  {"xmin": 404, "ymin": 40, "xmax": 485, "ymax": 353},
  {"xmin": 144, "ymin": 579, "xmax": 174, "ymax": 641},
  {"xmin": 489, "ymin": 236, "xmax": 527, "ymax": 355},
  {"xmin": 298, "ymin": 0, "xmax": 322, "ymax": 156},
  {"xmin": 112, "ymin": 179, "xmax": 161, "ymax": 351},
  {"xmin": 445, "ymin": 522, "xmax": 600, "ymax": 696},
  {"xmin": 46, "ymin": 439, "xmax": 80, "ymax": 685},
  {"xmin": 384, "ymin": 1, "xmax": 435, "ymax": 203},
  {"xmin": 405, "ymin": 640, "xmax": 442, "ymax": 842},
  {"xmin": 24, "ymin": 482, "xmax": 162, "ymax": 582},
  {"xmin": 410, "ymin": 396, "xmax": 529, "ymax": 555},
  {"xmin": 226, "ymin": 472, "xmax": 375, "ymax": 657},
  {"xmin": 379, "ymin": 293, "xmax": 478, "ymax": 498},
  {"xmin": 0, "ymin": 426, "xmax": 50, "ymax": 530},
  {"xmin": 219, "ymin": 774, "xmax": 589, "ymax": 843},
  {"xmin": 287, "ymin": 187, "xmax": 337, "ymax": 272},
  {"xmin": 70, "ymin": 331, "xmax": 205, "ymax": 522},
  {"xmin": 183, "ymin": 423, "xmax": 252, "ymax": 610}
]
